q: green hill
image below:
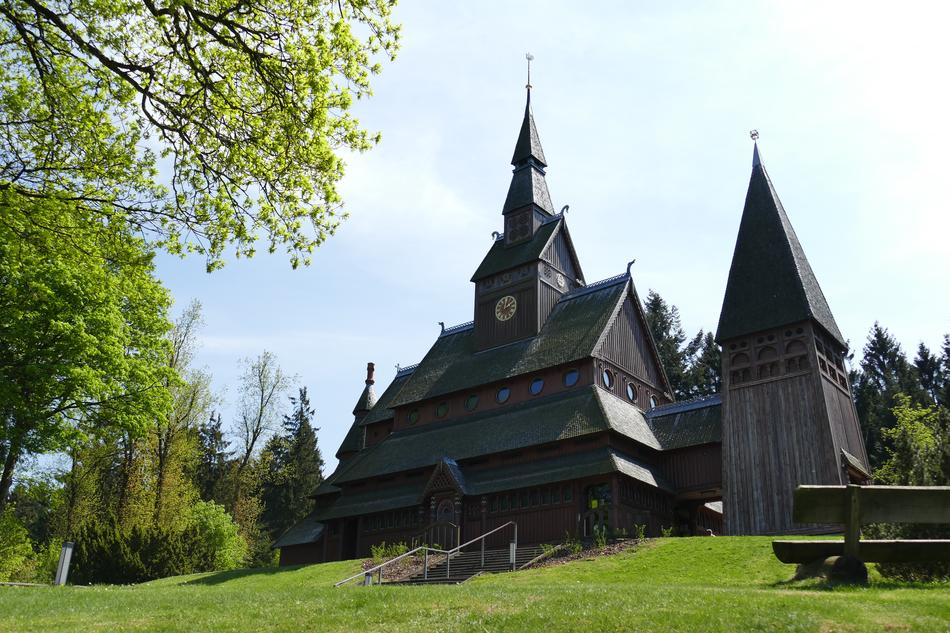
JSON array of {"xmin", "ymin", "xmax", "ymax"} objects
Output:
[{"xmin": 1, "ymin": 537, "xmax": 946, "ymax": 632}]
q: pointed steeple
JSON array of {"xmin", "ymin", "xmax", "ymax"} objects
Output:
[
  {"xmin": 717, "ymin": 143, "xmax": 845, "ymax": 346},
  {"xmin": 351, "ymin": 362, "xmax": 377, "ymax": 418},
  {"xmin": 337, "ymin": 362, "xmax": 376, "ymax": 461},
  {"xmin": 502, "ymin": 89, "xmax": 554, "ymax": 216}
]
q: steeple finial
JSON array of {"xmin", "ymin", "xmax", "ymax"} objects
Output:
[
  {"xmin": 526, "ymin": 52, "xmax": 534, "ymax": 102},
  {"xmin": 750, "ymin": 129, "xmax": 761, "ymax": 167}
]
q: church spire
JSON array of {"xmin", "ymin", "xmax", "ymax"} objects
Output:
[
  {"xmin": 503, "ymin": 58, "xmax": 554, "ymax": 220},
  {"xmin": 717, "ymin": 140, "xmax": 845, "ymax": 346}
]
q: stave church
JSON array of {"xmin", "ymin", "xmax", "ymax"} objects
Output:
[{"xmin": 274, "ymin": 85, "xmax": 871, "ymax": 565}]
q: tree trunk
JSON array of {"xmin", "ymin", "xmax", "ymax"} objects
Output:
[{"xmin": 0, "ymin": 438, "xmax": 20, "ymax": 514}]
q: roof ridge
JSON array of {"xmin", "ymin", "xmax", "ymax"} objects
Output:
[
  {"xmin": 562, "ymin": 272, "xmax": 629, "ymax": 300},
  {"xmin": 647, "ymin": 393, "xmax": 722, "ymax": 418},
  {"xmin": 395, "ymin": 363, "xmax": 420, "ymax": 378},
  {"xmin": 439, "ymin": 321, "xmax": 474, "ymax": 337}
]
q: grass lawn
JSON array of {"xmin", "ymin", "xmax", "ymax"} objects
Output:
[{"xmin": 1, "ymin": 537, "xmax": 947, "ymax": 632}]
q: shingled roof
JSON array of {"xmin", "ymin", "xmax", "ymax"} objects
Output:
[
  {"xmin": 465, "ymin": 447, "xmax": 672, "ymax": 495},
  {"xmin": 272, "ymin": 514, "xmax": 324, "ymax": 548},
  {"xmin": 717, "ymin": 144, "xmax": 845, "ymax": 345},
  {"xmin": 332, "ymin": 385, "xmax": 658, "ymax": 485},
  {"xmin": 358, "ymin": 368, "xmax": 415, "ymax": 427},
  {"xmin": 390, "ymin": 274, "xmax": 629, "ymax": 408},
  {"xmin": 471, "ymin": 217, "xmax": 561, "ymax": 281},
  {"xmin": 646, "ymin": 394, "xmax": 722, "ymax": 450}
]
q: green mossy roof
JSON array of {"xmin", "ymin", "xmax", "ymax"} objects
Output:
[
  {"xmin": 333, "ymin": 386, "xmax": 657, "ymax": 485},
  {"xmin": 465, "ymin": 447, "xmax": 672, "ymax": 495},
  {"xmin": 646, "ymin": 394, "xmax": 722, "ymax": 450},
  {"xmin": 272, "ymin": 515, "xmax": 325, "ymax": 548},
  {"xmin": 717, "ymin": 153, "xmax": 844, "ymax": 345},
  {"xmin": 390, "ymin": 274, "xmax": 628, "ymax": 408},
  {"xmin": 471, "ymin": 218, "xmax": 560, "ymax": 281},
  {"xmin": 358, "ymin": 371, "xmax": 414, "ymax": 427},
  {"xmin": 311, "ymin": 482, "xmax": 424, "ymax": 522}
]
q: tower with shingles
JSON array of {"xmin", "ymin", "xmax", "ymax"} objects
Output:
[{"xmin": 716, "ymin": 144, "xmax": 870, "ymax": 535}]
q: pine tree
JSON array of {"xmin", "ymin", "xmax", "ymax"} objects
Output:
[
  {"xmin": 684, "ymin": 332, "xmax": 722, "ymax": 397},
  {"xmin": 196, "ymin": 412, "xmax": 231, "ymax": 504},
  {"xmin": 261, "ymin": 388, "xmax": 324, "ymax": 539},
  {"xmin": 852, "ymin": 323, "xmax": 926, "ymax": 470},
  {"xmin": 643, "ymin": 291, "xmax": 689, "ymax": 398},
  {"xmin": 914, "ymin": 343, "xmax": 943, "ymax": 405}
]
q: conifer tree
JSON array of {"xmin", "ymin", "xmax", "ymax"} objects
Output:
[
  {"xmin": 643, "ymin": 291, "xmax": 689, "ymax": 398},
  {"xmin": 261, "ymin": 388, "xmax": 324, "ymax": 539}
]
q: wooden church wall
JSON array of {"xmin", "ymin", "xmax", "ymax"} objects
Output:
[
  {"xmin": 598, "ymin": 297, "xmax": 664, "ymax": 389},
  {"xmin": 541, "ymin": 231, "xmax": 578, "ymax": 281},
  {"xmin": 661, "ymin": 444, "xmax": 722, "ymax": 493},
  {"xmin": 722, "ymin": 372, "xmax": 841, "ymax": 534}
]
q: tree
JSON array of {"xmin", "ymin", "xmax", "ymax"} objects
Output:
[
  {"xmin": 684, "ymin": 331, "xmax": 722, "ymax": 397},
  {"xmin": 1, "ymin": 0, "xmax": 400, "ymax": 270},
  {"xmin": 0, "ymin": 202, "xmax": 175, "ymax": 512},
  {"xmin": 235, "ymin": 352, "xmax": 293, "ymax": 473},
  {"xmin": 197, "ymin": 411, "xmax": 231, "ymax": 504},
  {"xmin": 643, "ymin": 290, "xmax": 689, "ymax": 398},
  {"xmin": 261, "ymin": 387, "xmax": 324, "ymax": 538},
  {"xmin": 914, "ymin": 343, "xmax": 943, "ymax": 406},
  {"xmin": 851, "ymin": 323, "xmax": 926, "ymax": 470},
  {"xmin": 153, "ymin": 301, "xmax": 214, "ymax": 524}
]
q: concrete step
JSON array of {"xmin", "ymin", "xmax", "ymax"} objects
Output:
[{"xmin": 399, "ymin": 546, "xmax": 544, "ymax": 584}]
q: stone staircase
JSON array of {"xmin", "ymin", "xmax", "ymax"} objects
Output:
[{"xmin": 398, "ymin": 546, "xmax": 543, "ymax": 585}]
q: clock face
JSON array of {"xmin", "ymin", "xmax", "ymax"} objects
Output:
[{"xmin": 494, "ymin": 295, "xmax": 517, "ymax": 321}]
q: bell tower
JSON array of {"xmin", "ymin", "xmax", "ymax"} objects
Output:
[
  {"xmin": 716, "ymin": 141, "xmax": 870, "ymax": 535},
  {"xmin": 470, "ymin": 79, "xmax": 583, "ymax": 351}
]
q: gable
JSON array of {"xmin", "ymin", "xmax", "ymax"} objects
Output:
[
  {"xmin": 594, "ymin": 286, "xmax": 670, "ymax": 393},
  {"xmin": 541, "ymin": 223, "xmax": 583, "ymax": 284}
]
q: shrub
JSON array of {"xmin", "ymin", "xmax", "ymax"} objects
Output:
[
  {"xmin": 593, "ymin": 525, "xmax": 608, "ymax": 549},
  {"xmin": 189, "ymin": 501, "xmax": 247, "ymax": 571},
  {"xmin": 633, "ymin": 524, "xmax": 647, "ymax": 540},
  {"xmin": 370, "ymin": 541, "xmax": 408, "ymax": 564},
  {"xmin": 0, "ymin": 510, "xmax": 33, "ymax": 582},
  {"xmin": 660, "ymin": 526, "xmax": 673, "ymax": 537},
  {"xmin": 70, "ymin": 505, "xmax": 247, "ymax": 584},
  {"xmin": 563, "ymin": 532, "xmax": 582, "ymax": 555}
]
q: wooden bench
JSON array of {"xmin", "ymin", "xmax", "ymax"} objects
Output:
[{"xmin": 772, "ymin": 485, "xmax": 950, "ymax": 567}]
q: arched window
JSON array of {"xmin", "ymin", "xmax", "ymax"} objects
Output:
[
  {"xmin": 529, "ymin": 378, "xmax": 544, "ymax": 395},
  {"xmin": 496, "ymin": 387, "xmax": 511, "ymax": 404},
  {"xmin": 464, "ymin": 394, "xmax": 479, "ymax": 411}
]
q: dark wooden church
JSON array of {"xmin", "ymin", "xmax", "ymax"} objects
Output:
[{"xmin": 274, "ymin": 90, "xmax": 871, "ymax": 565}]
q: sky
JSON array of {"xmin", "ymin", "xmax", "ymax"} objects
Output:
[{"xmin": 153, "ymin": 1, "xmax": 950, "ymax": 475}]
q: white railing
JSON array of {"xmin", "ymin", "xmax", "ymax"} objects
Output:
[{"xmin": 334, "ymin": 521, "xmax": 518, "ymax": 587}]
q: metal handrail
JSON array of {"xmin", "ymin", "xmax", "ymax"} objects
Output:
[
  {"xmin": 410, "ymin": 520, "xmax": 460, "ymax": 549},
  {"xmin": 334, "ymin": 521, "xmax": 518, "ymax": 587},
  {"xmin": 334, "ymin": 544, "xmax": 450, "ymax": 587}
]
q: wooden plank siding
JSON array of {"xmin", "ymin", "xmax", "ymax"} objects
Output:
[
  {"xmin": 722, "ymin": 366, "xmax": 842, "ymax": 535},
  {"xmin": 597, "ymin": 295, "xmax": 665, "ymax": 390}
]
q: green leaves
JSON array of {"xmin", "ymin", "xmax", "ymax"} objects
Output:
[
  {"xmin": 1, "ymin": 0, "xmax": 401, "ymax": 270},
  {"xmin": 0, "ymin": 197, "xmax": 175, "ymax": 459}
]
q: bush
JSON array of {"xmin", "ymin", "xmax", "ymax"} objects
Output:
[
  {"xmin": 370, "ymin": 541, "xmax": 408, "ymax": 564},
  {"xmin": 0, "ymin": 510, "xmax": 33, "ymax": 582},
  {"xmin": 70, "ymin": 505, "xmax": 247, "ymax": 584},
  {"xmin": 189, "ymin": 501, "xmax": 247, "ymax": 571},
  {"xmin": 633, "ymin": 524, "xmax": 647, "ymax": 541}
]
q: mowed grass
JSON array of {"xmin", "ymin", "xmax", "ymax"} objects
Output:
[{"xmin": 1, "ymin": 537, "xmax": 947, "ymax": 632}]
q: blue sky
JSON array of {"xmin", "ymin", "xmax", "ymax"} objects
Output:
[{"xmin": 154, "ymin": 2, "xmax": 950, "ymax": 474}]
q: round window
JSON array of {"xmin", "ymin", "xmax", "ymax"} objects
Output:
[
  {"xmin": 626, "ymin": 383, "xmax": 638, "ymax": 402},
  {"xmin": 563, "ymin": 369, "xmax": 579, "ymax": 387},
  {"xmin": 602, "ymin": 369, "xmax": 614, "ymax": 389},
  {"xmin": 496, "ymin": 387, "xmax": 511, "ymax": 404},
  {"xmin": 464, "ymin": 394, "xmax": 479, "ymax": 411},
  {"xmin": 435, "ymin": 402, "xmax": 448, "ymax": 418},
  {"xmin": 530, "ymin": 378, "xmax": 544, "ymax": 395},
  {"xmin": 649, "ymin": 395, "xmax": 658, "ymax": 409},
  {"xmin": 408, "ymin": 410, "xmax": 419, "ymax": 425}
]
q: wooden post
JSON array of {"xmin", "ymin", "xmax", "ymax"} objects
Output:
[{"xmin": 844, "ymin": 485, "xmax": 861, "ymax": 557}]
